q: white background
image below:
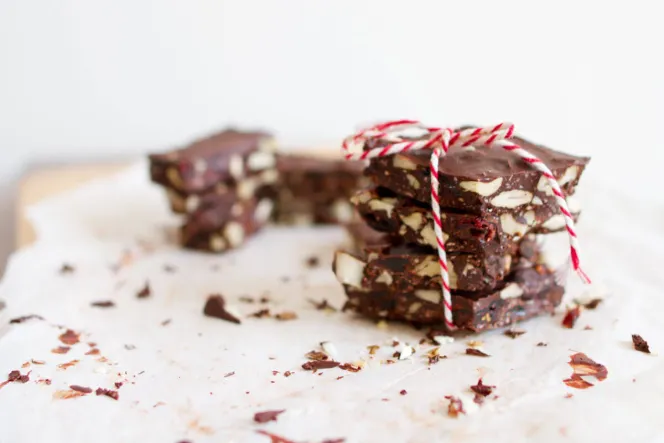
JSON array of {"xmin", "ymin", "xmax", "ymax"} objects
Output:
[{"xmin": 1, "ymin": 0, "xmax": 663, "ymax": 269}]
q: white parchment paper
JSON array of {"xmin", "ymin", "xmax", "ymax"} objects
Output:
[{"xmin": 1, "ymin": 161, "xmax": 664, "ymax": 443}]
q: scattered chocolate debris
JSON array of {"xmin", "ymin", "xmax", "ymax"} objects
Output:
[
  {"xmin": 57, "ymin": 359, "xmax": 79, "ymax": 370},
  {"xmin": 302, "ymin": 360, "xmax": 340, "ymax": 371},
  {"xmin": 504, "ymin": 328, "xmax": 526, "ymax": 339},
  {"xmin": 203, "ymin": 294, "xmax": 241, "ymax": 324},
  {"xmin": 249, "ymin": 308, "xmax": 271, "ymax": 318},
  {"xmin": 7, "ymin": 370, "xmax": 29, "ymax": 383},
  {"xmin": 400, "ymin": 390, "xmax": 407, "ymax": 395},
  {"xmin": 306, "ymin": 351, "xmax": 329, "ymax": 361},
  {"xmin": 70, "ymin": 385, "xmax": 92, "ymax": 394},
  {"xmin": 36, "ymin": 379, "xmax": 51, "ymax": 385},
  {"xmin": 305, "ymin": 256, "xmax": 320, "ymax": 268},
  {"xmin": 96, "ymin": 388, "xmax": 119, "ymax": 400},
  {"xmin": 224, "ymin": 372, "xmax": 235, "ymax": 378},
  {"xmin": 31, "ymin": 359, "xmax": 45, "ymax": 365},
  {"xmin": 632, "ymin": 334, "xmax": 651, "ymax": 354},
  {"xmin": 124, "ymin": 344, "xmax": 136, "ymax": 350},
  {"xmin": 60, "ymin": 264, "xmax": 75, "ymax": 274},
  {"xmin": 392, "ymin": 351, "xmax": 401, "ymax": 359},
  {"xmin": 136, "ymin": 282, "xmax": 151, "ymax": 299},
  {"xmin": 91, "ymin": 300, "xmax": 115, "ymax": 308},
  {"xmin": 564, "ymin": 352, "xmax": 608, "ymax": 389},
  {"xmin": 563, "ymin": 374, "xmax": 593, "ymax": 389},
  {"xmin": 161, "ymin": 319, "xmax": 172, "ymax": 326},
  {"xmin": 53, "ymin": 390, "xmax": 86, "ymax": 399},
  {"xmin": 391, "ymin": 340, "xmax": 400, "ymax": 347},
  {"xmin": 52, "ymin": 346, "xmax": 71, "ymax": 354},
  {"xmin": 254, "ymin": 409, "xmax": 285, "ymax": 423},
  {"xmin": 85, "ymin": 348, "xmax": 100, "ymax": 356},
  {"xmin": 309, "ymin": 299, "xmax": 337, "ymax": 312},
  {"xmin": 115, "ymin": 382, "xmax": 123, "ymax": 389},
  {"xmin": 339, "ymin": 363, "xmax": 362, "ymax": 373},
  {"xmin": 562, "ymin": 306, "xmax": 581, "ymax": 329},
  {"xmin": 163, "ymin": 264, "xmax": 177, "ymax": 273},
  {"xmin": 255, "ymin": 430, "xmax": 297, "ymax": 443},
  {"xmin": 470, "ymin": 379, "xmax": 494, "ymax": 397},
  {"xmin": 259, "ymin": 296, "xmax": 270, "ymax": 304},
  {"xmin": 577, "ymin": 298, "xmax": 603, "ymax": 310},
  {"xmin": 9, "ymin": 314, "xmax": 44, "ymax": 324},
  {"xmin": 283, "ymin": 371, "xmax": 293, "ymax": 378},
  {"xmin": 536, "ymin": 342, "xmax": 548, "ymax": 347},
  {"xmin": 466, "ymin": 348, "xmax": 490, "ymax": 357},
  {"xmin": 59, "ymin": 329, "xmax": 80, "ymax": 345},
  {"xmin": 239, "ymin": 296, "xmax": 255, "ymax": 303},
  {"xmin": 564, "ymin": 393, "xmax": 574, "ymax": 399},
  {"xmin": 275, "ymin": 311, "xmax": 298, "ymax": 321},
  {"xmin": 445, "ymin": 395, "xmax": 465, "ymax": 418}
]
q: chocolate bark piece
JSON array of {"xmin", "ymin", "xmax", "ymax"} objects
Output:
[
  {"xmin": 363, "ymin": 134, "xmax": 590, "ymax": 213},
  {"xmin": 352, "ymin": 187, "xmax": 581, "ymax": 255},
  {"xmin": 149, "ymin": 128, "xmax": 277, "ymax": 194},
  {"xmin": 272, "ymin": 153, "xmax": 369, "ymax": 225},
  {"xmin": 333, "ymin": 243, "xmax": 515, "ymax": 293},
  {"xmin": 180, "ymin": 197, "xmax": 273, "ymax": 252},
  {"xmin": 341, "ymin": 265, "xmax": 563, "ymax": 331}
]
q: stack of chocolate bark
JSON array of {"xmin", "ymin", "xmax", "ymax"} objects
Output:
[
  {"xmin": 333, "ymin": 134, "xmax": 590, "ymax": 332},
  {"xmin": 149, "ymin": 129, "xmax": 367, "ymax": 252}
]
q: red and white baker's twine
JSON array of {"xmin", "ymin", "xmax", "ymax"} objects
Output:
[{"xmin": 341, "ymin": 120, "xmax": 590, "ymax": 330}]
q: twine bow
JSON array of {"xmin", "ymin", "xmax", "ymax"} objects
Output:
[{"xmin": 342, "ymin": 120, "xmax": 590, "ymax": 330}]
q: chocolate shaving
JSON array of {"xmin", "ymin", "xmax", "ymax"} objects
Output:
[
  {"xmin": 31, "ymin": 359, "xmax": 45, "ymax": 365},
  {"xmin": 224, "ymin": 372, "xmax": 235, "ymax": 378},
  {"xmin": 339, "ymin": 363, "xmax": 362, "ymax": 372},
  {"xmin": 562, "ymin": 306, "xmax": 581, "ymax": 329},
  {"xmin": 60, "ymin": 264, "xmax": 75, "ymax": 274},
  {"xmin": 577, "ymin": 298, "xmax": 603, "ymax": 310},
  {"xmin": 305, "ymin": 351, "xmax": 329, "ymax": 361},
  {"xmin": 466, "ymin": 348, "xmax": 490, "ymax": 357},
  {"xmin": 301, "ymin": 360, "xmax": 340, "ymax": 371},
  {"xmin": 309, "ymin": 299, "xmax": 337, "ymax": 312},
  {"xmin": 9, "ymin": 314, "xmax": 44, "ymax": 324},
  {"xmin": 163, "ymin": 264, "xmax": 177, "ymax": 273},
  {"xmin": 85, "ymin": 348, "xmax": 100, "ymax": 356},
  {"xmin": 124, "ymin": 344, "xmax": 136, "ymax": 350},
  {"xmin": 203, "ymin": 294, "xmax": 241, "ymax": 324},
  {"xmin": 69, "ymin": 385, "xmax": 92, "ymax": 394},
  {"xmin": 254, "ymin": 409, "xmax": 285, "ymax": 423},
  {"xmin": 52, "ymin": 346, "xmax": 71, "ymax": 354},
  {"xmin": 632, "ymin": 334, "xmax": 651, "ymax": 354},
  {"xmin": 255, "ymin": 430, "xmax": 297, "ymax": 443},
  {"xmin": 470, "ymin": 378, "xmax": 494, "ymax": 397},
  {"xmin": 536, "ymin": 342, "xmax": 548, "ymax": 347},
  {"xmin": 136, "ymin": 282, "xmax": 151, "ymax": 299},
  {"xmin": 504, "ymin": 328, "xmax": 526, "ymax": 339},
  {"xmin": 305, "ymin": 256, "xmax": 320, "ymax": 268},
  {"xmin": 259, "ymin": 296, "xmax": 270, "ymax": 303},
  {"xmin": 445, "ymin": 395, "xmax": 465, "ymax": 418},
  {"xmin": 249, "ymin": 308, "xmax": 271, "ymax": 318},
  {"xmin": 275, "ymin": 311, "xmax": 298, "ymax": 321},
  {"xmin": 95, "ymin": 388, "xmax": 119, "ymax": 400},
  {"xmin": 59, "ymin": 329, "xmax": 80, "ymax": 345},
  {"xmin": 161, "ymin": 319, "xmax": 172, "ymax": 326},
  {"xmin": 91, "ymin": 300, "xmax": 115, "ymax": 308}
]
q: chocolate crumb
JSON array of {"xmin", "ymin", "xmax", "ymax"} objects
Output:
[
  {"xmin": 309, "ymin": 299, "xmax": 337, "ymax": 312},
  {"xmin": 577, "ymin": 298, "xmax": 603, "ymax": 310},
  {"xmin": 57, "ymin": 359, "xmax": 79, "ymax": 370},
  {"xmin": 124, "ymin": 344, "xmax": 136, "ymax": 350},
  {"xmin": 70, "ymin": 385, "xmax": 92, "ymax": 394},
  {"xmin": 239, "ymin": 296, "xmax": 255, "ymax": 303},
  {"xmin": 391, "ymin": 340, "xmax": 400, "ymax": 347},
  {"xmin": 203, "ymin": 294, "xmax": 241, "ymax": 324},
  {"xmin": 249, "ymin": 308, "xmax": 271, "ymax": 318},
  {"xmin": 301, "ymin": 360, "xmax": 340, "ymax": 371},
  {"xmin": 7, "ymin": 370, "xmax": 29, "ymax": 383},
  {"xmin": 91, "ymin": 300, "xmax": 115, "ymax": 308},
  {"xmin": 339, "ymin": 363, "xmax": 362, "ymax": 372},
  {"xmin": 0, "ymin": 300, "xmax": 5, "ymax": 311},
  {"xmin": 400, "ymin": 389, "xmax": 407, "ymax": 395},
  {"xmin": 60, "ymin": 264, "xmax": 75, "ymax": 274},
  {"xmin": 95, "ymin": 388, "xmax": 119, "ymax": 400},
  {"xmin": 445, "ymin": 395, "xmax": 465, "ymax": 418},
  {"xmin": 536, "ymin": 342, "xmax": 548, "ymax": 347},
  {"xmin": 280, "ymin": 276, "xmax": 291, "ymax": 283},
  {"xmin": 283, "ymin": 371, "xmax": 293, "ymax": 377},
  {"xmin": 224, "ymin": 372, "xmax": 235, "ymax": 378},
  {"xmin": 473, "ymin": 393, "xmax": 485, "ymax": 405},
  {"xmin": 562, "ymin": 306, "xmax": 581, "ymax": 329},
  {"xmin": 632, "ymin": 334, "xmax": 651, "ymax": 354},
  {"xmin": 163, "ymin": 264, "xmax": 177, "ymax": 273},
  {"xmin": 305, "ymin": 351, "xmax": 329, "ymax": 361},
  {"xmin": 114, "ymin": 382, "xmax": 123, "ymax": 389},
  {"xmin": 275, "ymin": 311, "xmax": 298, "ymax": 321},
  {"xmin": 136, "ymin": 282, "xmax": 151, "ymax": 299},
  {"xmin": 52, "ymin": 346, "xmax": 71, "ymax": 354},
  {"xmin": 583, "ymin": 325, "xmax": 593, "ymax": 330},
  {"xmin": 381, "ymin": 398, "xmax": 389, "ymax": 402},
  {"xmin": 253, "ymin": 409, "xmax": 285, "ymax": 423},
  {"xmin": 37, "ymin": 378, "xmax": 51, "ymax": 385},
  {"xmin": 470, "ymin": 378, "xmax": 494, "ymax": 397},
  {"xmin": 272, "ymin": 370, "xmax": 279, "ymax": 375},
  {"xmin": 504, "ymin": 328, "xmax": 526, "ymax": 339},
  {"xmin": 9, "ymin": 314, "xmax": 44, "ymax": 324},
  {"xmin": 466, "ymin": 348, "xmax": 490, "ymax": 357},
  {"xmin": 392, "ymin": 351, "xmax": 401, "ymax": 359},
  {"xmin": 321, "ymin": 439, "xmax": 346, "ymax": 443},
  {"xmin": 31, "ymin": 359, "xmax": 45, "ymax": 365},
  {"xmin": 255, "ymin": 430, "xmax": 297, "ymax": 443},
  {"xmin": 161, "ymin": 319, "xmax": 172, "ymax": 326},
  {"xmin": 564, "ymin": 393, "xmax": 574, "ymax": 399},
  {"xmin": 259, "ymin": 296, "xmax": 270, "ymax": 304},
  {"xmin": 305, "ymin": 256, "xmax": 320, "ymax": 268},
  {"xmin": 59, "ymin": 329, "xmax": 80, "ymax": 345},
  {"xmin": 85, "ymin": 348, "xmax": 100, "ymax": 356}
]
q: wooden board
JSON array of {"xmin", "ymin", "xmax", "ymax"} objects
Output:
[{"xmin": 16, "ymin": 163, "xmax": 129, "ymax": 248}]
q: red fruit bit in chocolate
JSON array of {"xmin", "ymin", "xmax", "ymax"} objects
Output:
[
  {"xmin": 562, "ymin": 306, "xmax": 581, "ymax": 329},
  {"xmin": 253, "ymin": 409, "xmax": 285, "ymax": 423},
  {"xmin": 632, "ymin": 334, "xmax": 651, "ymax": 354},
  {"xmin": 59, "ymin": 329, "xmax": 80, "ymax": 345},
  {"xmin": 470, "ymin": 378, "xmax": 494, "ymax": 397}
]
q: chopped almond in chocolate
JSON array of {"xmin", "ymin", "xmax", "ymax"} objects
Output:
[
  {"xmin": 466, "ymin": 348, "xmax": 490, "ymax": 357},
  {"xmin": 306, "ymin": 256, "xmax": 320, "ymax": 268},
  {"xmin": 632, "ymin": 334, "xmax": 651, "ymax": 354},
  {"xmin": 339, "ymin": 363, "xmax": 362, "ymax": 372},
  {"xmin": 9, "ymin": 314, "xmax": 44, "ymax": 324},
  {"xmin": 250, "ymin": 308, "xmax": 271, "ymax": 318},
  {"xmin": 52, "ymin": 346, "xmax": 71, "ymax": 354},
  {"xmin": 309, "ymin": 299, "xmax": 337, "ymax": 312},
  {"xmin": 224, "ymin": 371, "xmax": 235, "ymax": 378},
  {"xmin": 60, "ymin": 264, "xmax": 75, "ymax": 274},
  {"xmin": 254, "ymin": 409, "xmax": 285, "ymax": 423},
  {"xmin": 445, "ymin": 395, "xmax": 465, "ymax": 418},
  {"xmin": 69, "ymin": 385, "xmax": 92, "ymax": 394},
  {"xmin": 305, "ymin": 351, "xmax": 329, "ymax": 361},
  {"xmin": 203, "ymin": 294, "xmax": 241, "ymax": 324},
  {"xmin": 59, "ymin": 329, "xmax": 80, "ymax": 345},
  {"xmin": 275, "ymin": 311, "xmax": 298, "ymax": 321},
  {"xmin": 562, "ymin": 306, "xmax": 581, "ymax": 329},
  {"xmin": 470, "ymin": 379, "xmax": 494, "ymax": 397},
  {"xmin": 91, "ymin": 300, "xmax": 115, "ymax": 308},
  {"xmin": 301, "ymin": 360, "xmax": 340, "ymax": 371},
  {"xmin": 504, "ymin": 328, "xmax": 526, "ymax": 339},
  {"xmin": 96, "ymin": 387, "xmax": 119, "ymax": 400},
  {"xmin": 136, "ymin": 282, "xmax": 151, "ymax": 298}
]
